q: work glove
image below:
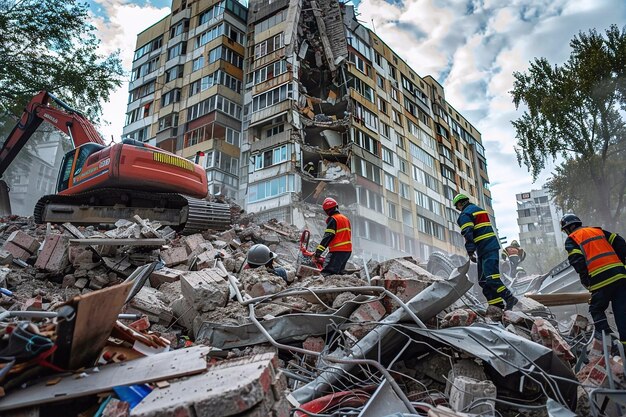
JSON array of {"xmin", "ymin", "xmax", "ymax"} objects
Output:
[
  {"xmin": 314, "ymin": 249, "xmax": 323, "ymax": 259},
  {"xmin": 468, "ymin": 252, "xmax": 477, "ymax": 263}
]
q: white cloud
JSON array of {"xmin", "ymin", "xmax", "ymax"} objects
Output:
[
  {"xmin": 356, "ymin": 0, "xmax": 626, "ymax": 244},
  {"xmin": 89, "ymin": 1, "xmax": 170, "ymax": 143}
]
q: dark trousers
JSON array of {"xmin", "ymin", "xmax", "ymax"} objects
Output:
[
  {"xmin": 478, "ymin": 249, "xmax": 515, "ymax": 308},
  {"xmin": 589, "ymin": 279, "xmax": 626, "ymax": 343},
  {"xmin": 322, "ymin": 251, "xmax": 351, "ymax": 276}
]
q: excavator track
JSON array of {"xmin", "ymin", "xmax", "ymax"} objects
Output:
[{"xmin": 34, "ymin": 188, "xmax": 231, "ymax": 235}]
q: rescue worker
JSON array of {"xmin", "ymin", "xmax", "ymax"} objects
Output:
[
  {"xmin": 502, "ymin": 240, "xmax": 526, "ymax": 272},
  {"xmin": 314, "ymin": 197, "xmax": 352, "ymax": 276},
  {"xmin": 454, "ymin": 194, "xmax": 518, "ymax": 310},
  {"xmin": 246, "ymin": 244, "xmax": 288, "ymax": 282},
  {"xmin": 561, "ymin": 214, "xmax": 626, "ymax": 346},
  {"xmin": 304, "ymin": 161, "xmax": 317, "ymax": 177}
]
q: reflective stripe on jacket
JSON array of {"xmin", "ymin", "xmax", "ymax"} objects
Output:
[
  {"xmin": 329, "ymin": 213, "xmax": 352, "ymax": 252},
  {"xmin": 569, "ymin": 227, "xmax": 626, "ymax": 291},
  {"xmin": 456, "ymin": 203, "xmax": 499, "ymax": 255}
]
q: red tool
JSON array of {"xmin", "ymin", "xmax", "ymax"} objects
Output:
[{"xmin": 299, "ymin": 229, "xmax": 324, "ymax": 270}]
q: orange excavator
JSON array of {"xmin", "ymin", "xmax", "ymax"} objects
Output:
[{"xmin": 0, "ymin": 91, "xmax": 230, "ymax": 233}]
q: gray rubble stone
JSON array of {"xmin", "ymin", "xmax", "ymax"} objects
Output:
[{"xmin": 181, "ymin": 269, "xmax": 229, "ymax": 313}]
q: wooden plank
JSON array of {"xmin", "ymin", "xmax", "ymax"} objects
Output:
[
  {"xmin": 68, "ymin": 281, "xmax": 133, "ymax": 369},
  {"xmin": 261, "ymin": 223, "xmax": 291, "ymax": 237},
  {"xmin": 69, "ymin": 238, "xmax": 165, "ymax": 247},
  {"xmin": 312, "ymin": 181, "xmax": 326, "ymax": 199},
  {"xmin": 525, "ymin": 292, "xmax": 591, "ymax": 307},
  {"xmin": 62, "ymin": 223, "xmax": 85, "ymax": 239},
  {"xmin": 0, "ymin": 346, "xmax": 210, "ymax": 412}
]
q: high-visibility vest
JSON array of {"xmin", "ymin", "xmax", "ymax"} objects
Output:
[
  {"xmin": 329, "ymin": 213, "xmax": 352, "ymax": 252},
  {"xmin": 569, "ymin": 227, "xmax": 626, "ymax": 291}
]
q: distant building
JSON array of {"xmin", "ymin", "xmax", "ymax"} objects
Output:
[{"xmin": 516, "ymin": 186, "xmax": 564, "ymax": 251}]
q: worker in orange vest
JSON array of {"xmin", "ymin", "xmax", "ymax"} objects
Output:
[
  {"xmin": 314, "ymin": 197, "xmax": 352, "ymax": 276},
  {"xmin": 562, "ymin": 214, "xmax": 626, "ymax": 346},
  {"xmin": 502, "ymin": 240, "xmax": 526, "ymax": 272}
]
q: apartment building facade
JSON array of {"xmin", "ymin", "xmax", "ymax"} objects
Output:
[
  {"xmin": 516, "ymin": 187, "xmax": 564, "ymax": 251},
  {"xmin": 124, "ymin": 0, "xmax": 496, "ymax": 262},
  {"xmin": 240, "ymin": 0, "xmax": 495, "ymax": 261},
  {"xmin": 122, "ymin": 0, "xmax": 248, "ymax": 198}
]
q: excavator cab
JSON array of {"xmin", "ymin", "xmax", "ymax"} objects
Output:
[{"xmin": 56, "ymin": 143, "xmax": 105, "ymax": 192}]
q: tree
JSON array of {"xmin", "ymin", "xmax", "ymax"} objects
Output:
[
  {"xmin": 511, "ymin": 25, "xmax": 626, "ymax": 230},
  {"xmin": 0, "ymin": 0, "xmax": 124, "ymax": 122}
]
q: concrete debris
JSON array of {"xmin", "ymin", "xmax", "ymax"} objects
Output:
[{"xmin": 0, "ymin": 211, "xmax": 611, "ymax": 417}]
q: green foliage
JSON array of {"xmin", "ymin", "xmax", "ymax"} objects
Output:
[
  {"xmin": 511, "ymin": 25, "xmax": 626, "ymax": 229},
  {"xmin": 0, "ymin": 0, "xmax": 124, "ymax": 121}
]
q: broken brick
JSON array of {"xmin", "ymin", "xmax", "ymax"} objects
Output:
[
  {"xmin": 62, "ymin": 274, "xmax": 76, "ymax": 288},
  {"xmin": 3, "ymin": 241, "xmax": 31, "ymax": 261},
  {"xmin": 349, "ymin": 300, "xmax": 386, "ymax": 323},
  {"xmin": 35, "ymin": 234, "xmax": 69, "ymax": 272},
  {"xmin": 160, "ymin": 246, "xmax": 188, "ymax": 267},
  {"xmin": 0, "ymin": 249, "xmax": 14, "ymax": 264},
  {"xmin": 531, "ymin": 318, "xmax": 575, "ymax": 361},
  {"xmin": 149, "ymin": 267, "xmax": 182, "ymax": 289},
  {"xmin": 183, "ymin": 233, "xmax": 207, "ymax": 254},
  {"xmin": 130, "ymin": 286, "xmax": 174, "ymax": 324},
  {"xmin": 303, "ymin": 337, "xmax": 325, "ymax": 353},
  {"xmin": 6, "ymin": 230, "xmax": 39, "ymax": 254},
  {"xmin": 24, "ymin": 295, "xmax": 43, "ymax": 311}
]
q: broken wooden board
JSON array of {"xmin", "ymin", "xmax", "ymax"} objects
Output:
[
  {"xmin": 68, "ymin": 281, "xmax": 133, "ymax": 369},
  {"xmin": 69, "ymin": 238, "xmax": 165, "ymax": 247},
  {"xmin": 525, "ymin": 292, "xmax": 591, "ymax": 306},
  {"xmin": 0, "ymin": 346, "xmax": 209, "ymax": 412}
]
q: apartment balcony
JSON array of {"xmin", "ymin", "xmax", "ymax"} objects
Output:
[
  {"xmin": 250, "ymin": 49, "xmax": 285, "ymax": 71},
  {"xmin": 164, "ymin": 55, "xmax": 186, "ymax": 70},
  {"xmin": 171, "ymin": 7, "xmax": 191, "ymax": 25},
  {"xmin": 188, "ymin": 14, "xmax": 225, "ymax": 38},
  {"xmin": 131, "ymin": 47, "xmax": 162, "ymax": 69},
  {"xmin": 128, "ymin": 69, "xmax": 160, "ymax": 91},
  {"xmin": 127, "ymin": 92, "xmax": 155, "ymax": 112},
  {"xmin": 252, "ymin": 72, "xmax": 291, "ymax": 96},
  {"xmin": 250, "ymin": 101, "xmax": 292, "ymax": 126},
  {"xmin": 250, "ymin": 129, "xmax": 290, "ymax": 153},
  {"xmin": 167, "ymin": 32, "xmax": 188, "ymax": 49},
  {"xmin": 354, "ymin": 205, "xmax": 388, "ymax": 226},
  {"xmin": 155, "ymin": 126, "xmax": 178, "ymax": 144},
  {"xmin": 122, "ymin": 117, "xmax": 153, "ymax": 136}
]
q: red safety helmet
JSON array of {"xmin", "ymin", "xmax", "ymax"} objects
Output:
[{"xmin": 322, "ymin": 197, "xmax": 338, "ymax": 212}]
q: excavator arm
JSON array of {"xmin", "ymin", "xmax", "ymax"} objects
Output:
[{"xmin": 0, "ymin": 91, "xmax": 106, "ymax": 215}]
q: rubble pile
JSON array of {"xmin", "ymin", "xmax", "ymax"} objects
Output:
[{"xmin": 0, "ymin": 214, "xmax": 622, "ymax": 417}]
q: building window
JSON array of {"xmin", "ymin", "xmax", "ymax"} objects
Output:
[
  {"xmin": 377, "ymin": 96, "xmax": 388, "ymax": 115},
  {"xmin": 225, "ymin": 128, "xmax": 240, "ymax": 147},
  {"xmin": 253, "ymin": 60, "xmax": 288, "ymax": 84},
  {"xmin": 248, "ymin": 175, "xmax": 295, "ymax": 202},
  {"xmin": 353, "ymin": 128, "xmax": 380, "ymax": 156},
  {"xmin": 165, "ymin": 65, "xmax": 184, "ymax": 83},
  {"xmin": 192, "ymin": 56, "xmax": 204, "ymax": 71},
  {"xmin": 376, "ymin": 74, "xmax": 385, "ymax": 89},
  {"xmin": 161, "ymin": 89, "xmax": 181, "ymax": 107},
  {"xmin": 208, "ymin": 45, "xmax": 244, "ymax": 68},
  {"xmin": 402, "ymin": 208, "xmax": 413, "ymax": 227},
  {"xmin": 387, "ymin": 201, "xmax": 397, "ymax": 220},
  {"xmin": 350, "ymin": 77, "xmax": 374, "ymax": 102},
  {"xmin": 254, "ymin": 33, "xmax": 284, "ymax": 59},
  {"xmin": 354, "ymin": 102, "xmax": 379, "ymax": 132},
  {"xmin": 157, "ymin": 113, "xmax": 178, "ymax": 132},
  {"xmin": 359, "ymin": 188, "xmax": 384, "ymax": 213},
  {"xmin": 354, "ymin": 157, "xmax": 382, "ymax": 184},
  {"xmin": 349, "ymin": 52, "xmax": 371, "ymax": 76},
  {"xmin": 409, "ymin": 142, "xmax": 435, "ymax": 169},
  {"xmin": 131, "ymin": 57, "xmax": 159, "ymax": 81},
  {"xmin": 391, "ymin": 88, "xmax": 399, "ymax": 102},
  {"xmin": 198, "ymin": 2, "xmax": 224, "ymax": 26},
  {"xmin": 347, "ymin": 32, "xmax": 372, "ymax": 60},
  {"xmin": 128, "ymin": 80, "xmax": 156, "ymax": 103},
  {"xmin": 380, "ymin": 122, "xmax": 390, "ymax": 138},
  {"xmin": 187, "ymin": 94, "xmax": 243, "ymax": 121},
  {"xmin": 266, "ymin": 124, "xmax": 285, "ymax": 138},
  {"xmin": 254, "ymin": 9, "xmax": 287, "ymax": 33},
  {"xmin": 382, "ymin": 147, "xmax": 393, "ymax": 164},
  {"xmin": 441, "ymin": 166, "xmax": 455, "ymax": 182},
  {"xmin": 399, "ymin": 181, "xmax": 410, "ymax": 199},
  {"xmin": 134, "ymin": 36, "xmax": 163, "ymax": 60},
  {"xmin": 384, "ymin": 173, "xmax": 395, "ymax": 192},
  {"xmin": 252, "ymin": 144, "xmax": 289, "ymax": 171},
  {"xmin": 251, "ymin": 83, "xmax": 293, "ymax": 112},
  {"xmin": 167, "ymin": 42, "xmax": 186, "ymax": 60},
  {"xmin": 398, "ymin": 158, "xmax": 408, "ymax": 173},
  {"xmin": 392, "ymin": 109, "xmax": 402, "ymax": 126}
]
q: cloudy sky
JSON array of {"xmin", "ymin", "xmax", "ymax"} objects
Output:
[{"xmin": 88, "ymin": 0, "xmax": 626, "ymax": 244}]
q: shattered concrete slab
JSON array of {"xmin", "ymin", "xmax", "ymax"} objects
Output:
[{"xmin": 130, "ymin": 353, "xmax": 289, "ymax": 417}]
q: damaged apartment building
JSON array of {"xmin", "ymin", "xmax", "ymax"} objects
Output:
[
  {"xmin": 123, "ymin": 0, "xmax": 496, "ymax": 262},
  {"xmin": 240, "ymin": 0, "xmax": 494, "ymax": 261}
]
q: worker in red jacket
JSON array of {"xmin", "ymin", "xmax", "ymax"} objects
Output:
[{"xmin": 314, "ymin": 198, "xmax": 352, "ymax": 276}]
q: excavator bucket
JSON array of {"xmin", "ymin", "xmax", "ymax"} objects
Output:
[{"xmin": 0, "ymin": 180, "xmax": 11, "ymax": 217}]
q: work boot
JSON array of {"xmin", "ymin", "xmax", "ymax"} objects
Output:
[{"xmin": 505, "ymin": 297, "xmax": 519, "ymax": 311}]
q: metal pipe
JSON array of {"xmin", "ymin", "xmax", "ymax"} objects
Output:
[
  {"xmin": 243, "ymin": 286, "xmax": 426, "ymax": 329},
  {"xmin": 247, "ymin": 303, "xmax": 418, "ymax": 414}
]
